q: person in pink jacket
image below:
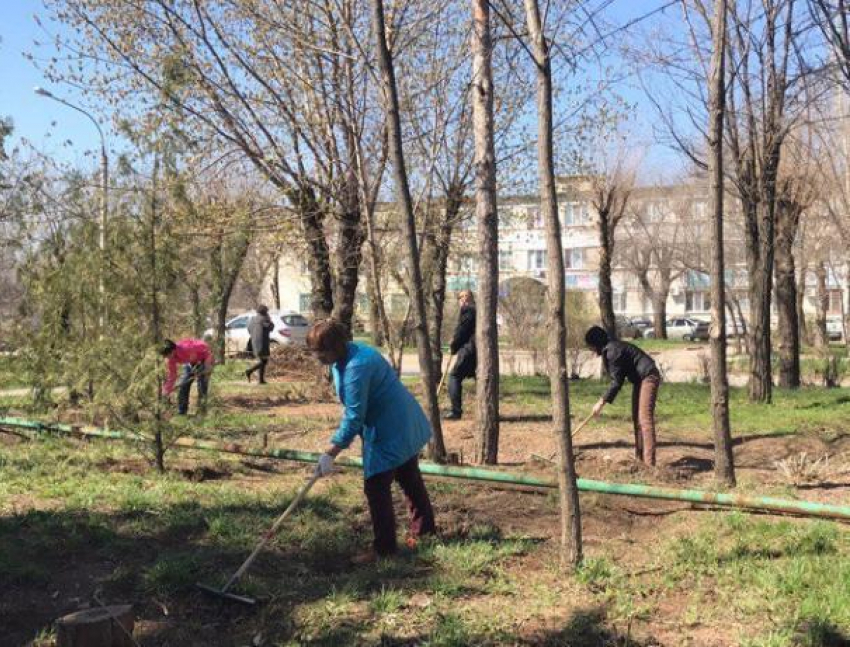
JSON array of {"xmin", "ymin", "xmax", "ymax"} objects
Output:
[{"xmin": 160, "ymin": 338, "xmax": 214, "ymax": 415}]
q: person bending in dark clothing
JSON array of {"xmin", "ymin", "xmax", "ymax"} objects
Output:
[
  {"xmin": 444, "ymin": 290, "xmax": 476, "ymax": 420},
  {"xmin": 585, "ymin": 325, "xmax": 662, "ymax": 465}
]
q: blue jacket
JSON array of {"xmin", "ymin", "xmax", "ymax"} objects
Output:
[{"xmin": 330, "ymin": 342, "xmax": 432, "ymax": 478}]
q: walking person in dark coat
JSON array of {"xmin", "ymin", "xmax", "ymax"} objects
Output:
[
  {"xmin": 246, "ymin": 305, "xmax": 274, "ymax": 384},
  {"xmin": 444, "ymin": 290, "xmax": 476, "ymax": 420},
  {"xmin": 585, "ymin": 325, "xmax": 662, "ymax": 466}
]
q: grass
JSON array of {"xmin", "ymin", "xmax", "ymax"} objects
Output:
[
  {"xmin": 0, "ymin": 353, "xmax": 26, "ymax": 389},
  {"xmin": 500, "ymin": 374, "xmax": 850, "ymax": 440},
  {"xmin": 3, "ymin": 377, "xmax": 850, "ymax": 645},
  {"xmin": 665, "ymin": 513, "xmax": 850, "ymax": 645}
]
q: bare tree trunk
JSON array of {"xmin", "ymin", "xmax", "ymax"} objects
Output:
[
  {"xmin": 288, "ymin": 184, "xmax": 333, "ymax": 320},
  {"xmin": 364, "ymin": 257, "xmax": 384, "ymax": 346},
  {"xmin": 797, "ymin": 261, "xmax": 808, "ymax": 346},
  {"xmin": 332, "ymin": 173, "xmax": 364, "ymax": 334},
  {"xmin": 210, "ymin": 226, "xmax": 252, "ymax": 364},
  {"xmin": 814, "ymin": 260, "xmax": 829, "ymax": 348},
  {"xmin": 149, "ymin": 152, "xmax": 161, "ymax": 344},
  {"xmin": 727, "ymin": 300, "xmax": 743, "ymax": 355},
  {"xmin": 371, "ymin": 0, "xmax": 446, "ymax": 462},
  {"xmin": 651, "ymin": 293, "xmax": 668, "ymax": 339},
  {"xmin": 425, "ymin": 187, "xmax": 463, "ymax": 382},
  {"xmin": 748, "ymin": 253, "xmax": 774, "ymax": 402},
  {"xmin": 733, "ymin": 297, "xmax": 749, "ymax": 354},
  {"xmin": 189, "ymin": 284, "xmax": 204, "ymax": 337},
  {"xmin": 471, "ymin": 0, "xmax": 500, "ymax": 465},
  {"xmin": 707, "ymin": 0, "xmax": 735, "ymax": 486},
  {"xmin": 597, "ymin": 226, "xmax": 617, "ymax": 340},
  {"xmin": 775, "ymin": 201, "xmax": 801, "ymax": 388},
  {"xmin": 271, "ymin": 254, "xmax": 282, "ymax": 311},
  {"xmin": 524, "ymin": 0, "xmax": 582, "ymax": 568}
]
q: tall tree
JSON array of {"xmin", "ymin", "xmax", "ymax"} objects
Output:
[
  {"xmin": 470, "ymin": 0, "xmax": 500, "ymax": 465},
  {"xmin": 523, "ymin": 0, "xmax": 583, "ymax": 567},
  {"xmin": 370, "ymin": 0, "xmax": 447, "ymax": 462},
  {"xmin": 590, "ymin": 165, "xmax": 634, "ymax": 340},
  {"xmin": 707, "ymin": 0, "xmax": 735, "ymax": 485}
]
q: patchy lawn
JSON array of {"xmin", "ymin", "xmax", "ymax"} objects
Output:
[{"xmin": 2, "ymin": 375, "xmax": 850, "ymax": 645}]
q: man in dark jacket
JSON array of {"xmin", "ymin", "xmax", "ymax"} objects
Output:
[
  {"xmin": 444, "ymin": 290, "xmax": 476, "ymax": 420},
  {"xmin": 246, "ymin": 305, "xmax": 274, "ymax": 384},
  {"xmin": 585, "ymin": 325, "xmax": 662, "ymax": 465}
]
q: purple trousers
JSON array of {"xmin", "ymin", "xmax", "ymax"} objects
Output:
[{"xmin": 363, "ymin": 455, "xmax": 436, "ymax": 555}]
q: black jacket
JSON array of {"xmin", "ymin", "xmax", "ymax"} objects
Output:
[
  {"xmin": 601, "ymin": 340, "xmax": 658, "ymax": 403},
  {"xmin": 449, "ymin": 305, "xmax": 477, "ymax": 379},
  {"xmin": 248, "ymin": 313, "xmax": 274, "ymax": 358}
]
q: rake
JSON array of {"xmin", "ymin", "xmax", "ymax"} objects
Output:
[{"xmin": 197, "ymin": 472, "xmax": 320, "ymax": 605}]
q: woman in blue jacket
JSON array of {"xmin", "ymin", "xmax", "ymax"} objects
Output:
[{"xmin": 308, "ymin": 320, "xmax": 436, "ymax": 563}]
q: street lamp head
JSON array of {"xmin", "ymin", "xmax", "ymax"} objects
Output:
[{"xmin": 33, "ymin": 86, "xmax": 53, "ymax": 98}]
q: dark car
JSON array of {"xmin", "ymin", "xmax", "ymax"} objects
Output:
[{"xmin": 615, "ymin": 315, "xmax": 643, "ymax": 340}]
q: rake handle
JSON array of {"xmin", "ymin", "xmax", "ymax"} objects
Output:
[
  {"xmin": 571, "ymin": 413, "xmax": 595, "ymax": 438},
  {"xmin": 436, "ymin": 355, "xmax": 455, "ymax": 397},
  {"xmin": 222, "ymin": 472, "xmax": 320, "ymax": 593}
]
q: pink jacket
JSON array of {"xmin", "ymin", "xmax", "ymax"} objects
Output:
[{"xmin": 162, "ymin": 339, "xmax": 214, "ymax": 395}]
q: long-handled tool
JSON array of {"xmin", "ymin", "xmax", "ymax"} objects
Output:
[
  {"xmin": 437, "ymin": 354, "xmax": 455, "ymax": 397},
  {"xmin": 197, "ymin": 472, "xmax": 320, "ymax": 605},
  {"xmin": 571, "ymin": 412, "xmax": 595, "ymax": 438}
]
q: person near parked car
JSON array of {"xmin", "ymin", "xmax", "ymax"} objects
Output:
[
  {"xmin": 160, "ymin": 338, "xmax": 215, "ymax": 415},
  {"xmin": 585, "ymin": 325, "xmax": 662, "ymax": 466},
  {"xmin": 308, "ymin": 319, "xmax": 436, "ymax": 564},
  {"xmin": 246, "ymin": 305, "xmax": 274, "ymax": 384},
  {"xmin": 444, "ymin": 290, "xmax": 476, "ymax": 420}
]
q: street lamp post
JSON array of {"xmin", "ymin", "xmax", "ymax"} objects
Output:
[{"xmin": 34, "ymin": 87, "xmax": 109, "ymax": 332}]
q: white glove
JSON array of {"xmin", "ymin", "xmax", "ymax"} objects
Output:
[{"xmin": 315, "ymin": 452, "xmax": 336, "ymax": 478}]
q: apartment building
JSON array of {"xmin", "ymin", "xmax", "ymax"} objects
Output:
[{"xmin": 263, "ymin": 175, "xmax": 848, "ymax": 325}]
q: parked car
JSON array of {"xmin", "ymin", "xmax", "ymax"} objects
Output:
[
  {"xmin": 826, "ymin": 317, "xmax": 844, "ymax": 341},
  {"xmin": 644, "ymin": 317, "xmax": 710, "ymax": 341},
  {"xmin": 630, "ymin": 317, "xmax": 652, "ymax": 335},
  {"xmin": 204, "ymin": 311, "xmax": 310, "ymax": 355},
  {"xmin": 615, "ymin": 315, "xmax": 643, "ymax": 340},
  {"xmin": 725, "ymin": 314, "xmax": 747, "ymax": 338}
]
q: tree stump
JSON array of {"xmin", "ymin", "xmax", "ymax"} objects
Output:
[{"xmin": 56, "ymin": 605, "xmax": 134, "ymax": 647}]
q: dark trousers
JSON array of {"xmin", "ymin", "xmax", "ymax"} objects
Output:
[
  {"xmin": 448, "ymin": 374, "xmax": 464, "ymax": 415},
  {"xmin": 363, "ymin": 455, "xmax": 436, "ymax": 555},
  {"xmin": 631, "ymin": 373, "xmax": 661, "ymax": 465},
  {"xmin": 246, "ymin": 356, "xmax": 268, "ymax": 383},
  {"xmin": 177, "ymin": 364, "xmax": 209, "ymax": 415}
]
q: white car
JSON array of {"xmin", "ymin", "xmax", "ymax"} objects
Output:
[
  {"xmin": 205, "ymin": 311, "xmax": 310, "ymax": 355},
  {"xmin": 644, "ymin": 317, "xmax": 710, "ymax": 341},
  {"xmin": 826, "ymin": 317, "xmax": 844, "ymax": 341}
]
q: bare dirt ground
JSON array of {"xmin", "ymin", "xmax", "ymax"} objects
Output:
[{"xmin": 4, "ymin": 383, "xmax": 850, "ymax": 646}]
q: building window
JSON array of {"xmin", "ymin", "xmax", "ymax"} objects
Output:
[
  {"xmin": 564, "ymin": 202, "xmax": 589, "ymax": 226},
  {"xmin": 524, "ymin": 206, "xmax": 543, "ymax": 229},
  {"xmin": 564, "ymin": 248, "xmax": 584, "ymax": 270},
  {"xmin": 686, "ymin": 290, "xmax": 711, "ymax": 312},
  {"xmin": 499, "ymin": 250, "xmax": 513, "ymax": 271},
  {"xmin": 527, "ymin": 249, "xmax": 546, "ymax": 270},
  {"xmin": 456, "ymin": 254, "xmax": 477, "ymax": 273},
  {"xmin": 299, "ymin": 293, "xmax": 311, "ymax": 313},
  {"xmin": 614, "ymin": 292, "xmax": 627, "ymax": 312}
]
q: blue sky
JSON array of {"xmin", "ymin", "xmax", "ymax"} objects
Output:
[
  {"xmin": 0, "ymin": 1, "xmax": 685, "ymax": 178},
  {"xmin": 0, "ymin": 1, "xmax": 106, "ymax": 166}
]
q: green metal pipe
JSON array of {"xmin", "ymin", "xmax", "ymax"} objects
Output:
[{"xmin": 3, "ymin": 416, "xmax": 850, "ymax": 521}]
